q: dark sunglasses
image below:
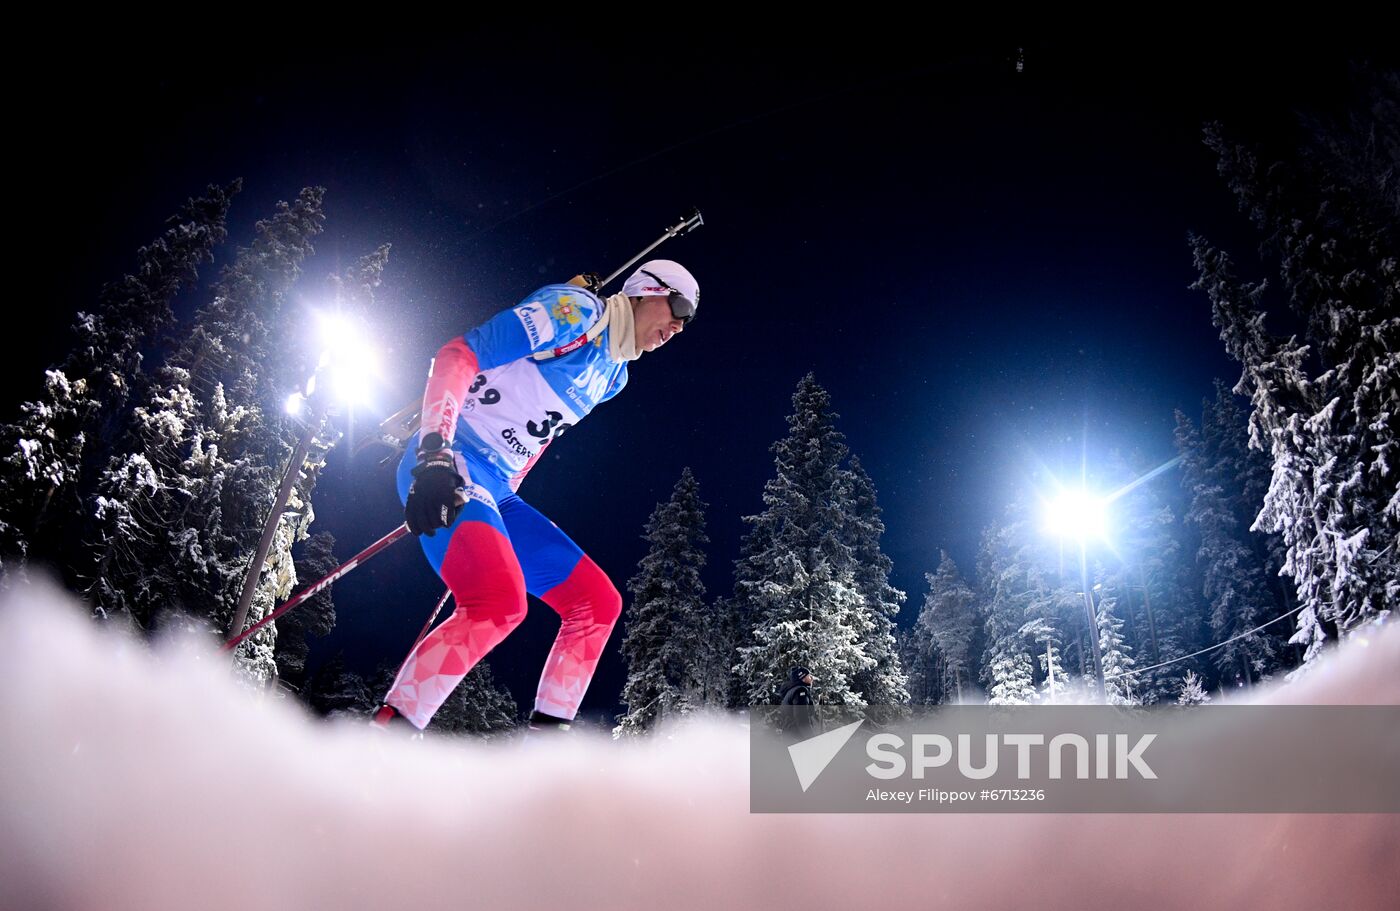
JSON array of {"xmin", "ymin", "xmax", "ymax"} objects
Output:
[{"xmin": 640, "ymin": 269, "xmax": 696, "ymax": 324}]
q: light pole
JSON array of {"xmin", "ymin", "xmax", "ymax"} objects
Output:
[
  {"xmin": 226, "ymin": 314, "xmax": 378, "ymax": 646},
  {"xmin": 1047, "ymin": 491, "xmax": 1108, "ymax": 702},
  {"xmin": 226, "ymin": 396, "xmax": 328, "ymax": 643}
]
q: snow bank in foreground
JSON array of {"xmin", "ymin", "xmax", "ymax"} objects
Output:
[{"xmin": 1, "ymin": 579, "xmax": 1397, "ymax": 911}]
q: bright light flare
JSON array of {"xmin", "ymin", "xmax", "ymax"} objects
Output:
[
  {"xmin": 1045, "ymin": 490, "xmax": 1108, "ymax": 542},
  {"xmin": 284, "ymin": 392, "xmax": 305, "ymax": 416},
  {"xmin": 312, "ymin": 311, "xmax": 381, "ymax": 409},
  {"xmin": 317, "ymin": 313, "xmax": 379, "ymax": 370},
  {"xmin": 328, "ymin": 365, "xmax": 371, "ymax": 408}
]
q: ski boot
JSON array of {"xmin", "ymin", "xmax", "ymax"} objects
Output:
[
  {"xmin": 518, "ymin": 710, "xmax": 572, "ymax": 749},
  {"xmin": 369, "ymin": 703, "xmax": 425, "ymax": 741}
]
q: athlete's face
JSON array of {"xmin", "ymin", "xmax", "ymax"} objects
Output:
[{"xmin": 632, "ymin": 295, "xmax": 686, "ymax": 353}]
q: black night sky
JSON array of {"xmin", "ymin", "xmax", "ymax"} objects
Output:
[{"xmin": 13, "ymin": 38, "xmax": 1388, "ymax": 723}]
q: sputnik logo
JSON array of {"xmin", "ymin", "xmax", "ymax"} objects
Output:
[{"xmin": 787, "ymin": 720, "xmax": 865, "ymax": 792}]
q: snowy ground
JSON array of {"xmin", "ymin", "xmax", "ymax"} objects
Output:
[{"xmin": 2, "ymin": 579, "xmax": 1397, "ymax": 910}]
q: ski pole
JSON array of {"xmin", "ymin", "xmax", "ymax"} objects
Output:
[
  {"xmin": 222, "ymin": 523, "xmax": 414, "ymax": 652},
  {"xmin": 405, "ymin": 588, "xmax": 453, "ymax": 655}
]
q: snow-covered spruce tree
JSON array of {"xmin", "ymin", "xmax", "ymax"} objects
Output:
[
  {"xmin": 1036, "ymin": 570, "xmax": 1100, "ymax": 693},
  {"xmin": 840, "ymin": 455, "xmax": 909, "ymax": 705},
  {"xmin": 977, "ymin": 512, "xmax": 1038, "ymax": 705},
  {"xmin": 86, "ymin": 188, "xmax": 326, "ymax": 684},
  {"xmin": 1021, "ymin": 614, "xmax": 1069, "ymax": 704},
  {"xmin": 0, "ymin": 182, "xmax": 239, "ymax": 578},
  {"xmin": 918, "ymin": 551, "xmax": 980, "ymax": 703},
  {"xmin": 272, "ymin": 531, "xmax": 337, "ymax": 686},
  {"xmin": 721, "ymin": 536, "xmax": 765, "ymax": 707},
  {"xmin": 1095, "ymin": 593, "xmax": 1139, "ymax": 706},
  {"xmin": 711, "ymin": 595, "xmax": 747, "ymax": 710},
  {"xmin": 1176, "ymin": 407, "xmax": 1282, "ymax": 687},
  {"xmin": 431, "ymin": 662, "xmax": 520, "ymax": 740},
  {"xmin": 1194, "ymin": 82, "xmax": 1399, "ymax": 663},
  {"xmin": 1017, "ymin": 611, "xmax": 1057, "ymax": 696},
  {"xmin": 1204, "ymin": 381, "xmax": 1297, "ymax": 668},
  {"xmin": 899, "ymin": 620, "xmax": 941, "ymax": 705},
  {"xmin": 1177, "ymin": 669, "xmax": 1211, "ymax": 706},
  {"xmin": 614, "ymin": 467, "xmax": 714, "ymax": 736},
  {"xmin": 1190, "ymin": 240, "xmax": 1329, "ymax": 662},
  {"xmin": 311, "ymin": 658, "xmax": 516, "ymax": 736},
  {"xmin": 1206, "ymin": 379, "xmax": 1290, "ymax": 599},
  {"xmin": 732, "ymin": 374, "xmax": 875, "ymax": 707},
  {"xmin": 1094, "ymin": 450, "xmax": 1205, "ymax": 703},
  {"xmin": 987, "ymin": 652, "xmax": 1037, "ymax": 706},
  {"xmin": 304, "ymin": 653, "xmax": 374, "ymax": 721}
]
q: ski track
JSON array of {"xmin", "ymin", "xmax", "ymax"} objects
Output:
[{"xmin": 1, "ymin": 578, "xmax": 1397, "ymax": 911}]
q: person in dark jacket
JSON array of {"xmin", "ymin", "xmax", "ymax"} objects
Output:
[
  {"xmin": 780, "ymin": 666, "xmax": 815, "ymax": 705},
  {"xmin": 779, "ymin": 666, "xmax": 818, "ymax": 738}
]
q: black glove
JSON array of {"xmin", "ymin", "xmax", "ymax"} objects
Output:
[{"xmin": 405, "ymin": 436, "xmax": 468, "ymax": 536}]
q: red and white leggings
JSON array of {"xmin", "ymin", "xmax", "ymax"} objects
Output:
[{"xmin": 386, "ymin": 446, "xmax": 622, "ymax": 729}]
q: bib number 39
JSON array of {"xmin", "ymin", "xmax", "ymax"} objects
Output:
[
  {"xmin": 469, "ymin": 374, "xmax": 501, "ymax": 406},
  {"xmin": 527, "ymin": 410, "xmax": 571, "ymax": 442}
]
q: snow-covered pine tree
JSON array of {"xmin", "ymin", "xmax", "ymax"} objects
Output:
[
  {"xmin": 977, "ymin": 512, "xmax": 1038, "ymax": 705},
  {"xmin": 1190, "ymin": 238, "xmax": 1333, "ymax": 663},
  {"xmin": 0, "ymin": 182, "xmax": 239, "ymax": 579},
  {"xmin": 722, "ymin": 513, "xmax": 767, "ymax": 706},
  {"xmin": 430, "ymin": 662, "xmax": 520, "ymax": 740},
  {"xmin": 272, "ymin": 531, "xmax": 337, "ymax": 685},
  {"xmin": 1096, "ymin": 593, "xmax": 1140, "ymax": 706},
  {"xmin": 1020, "ymin": 616, "xmax": 1067, "ymax": 704},
  {"xmin": 1176, "ymin": 403, "xmax": 1282, "ymax": 686},
  {"xmin": 1176, "ymin": 669, "xmax": 1211, "ymax": 706},
  {"xmin": 840, "ymin": 455, "xmax": 909, "ymax": 705},
  {"xmin": 86, "ymin": 188, "xmax": 326, "ymax": 684},
  {"xmin": 1207, "ymin": 379, "xmax": 1289, "ymax": 599},
  {"xmin": 987, "ymin": 652, "xmax": 1037, "ymax": 706},
  {"xmin": 712, "ymin": 595, "xmax": 747, "ymax": 710},
  {"xmin": 304, "ymin": 653, "xmax": 374, "ymax": 721},
  {"xmin": 1195, "ymin": 82, "xmax": 1399, "ymax": 663},
  {"xmin": 918, "ymin": 551, "xmax": 980, "ymax": 703},
  {"xmin": 1200, "ymin": 381, "xmax": 1296, "ymax": 668},
  {"xmin": 614, "ymin": 467, "xmax": 714, "ymax": 736},
  {"xmin": 1095, "ymin": 449, "xmax": 1204, "ymax": 703},
  {"xmin": 732, "ymin": 374, "xmax": 875, "ymax": 707},
  {"xmin": 899, "ymin": 620, "xmax": 941, "ymax": 705},
  {"xmin": 305, "ymin": 656, "xmax": 514, "ymax": 736}
]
